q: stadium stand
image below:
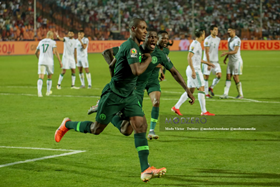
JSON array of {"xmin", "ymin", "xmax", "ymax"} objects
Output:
[{"xmin": 0, "ymin": 0, "xmax": 279, "ymax": 41}]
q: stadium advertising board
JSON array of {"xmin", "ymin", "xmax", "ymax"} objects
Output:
[{"xmin": 0, "ymin": 40, "xmax": 279, "ymax": 55}]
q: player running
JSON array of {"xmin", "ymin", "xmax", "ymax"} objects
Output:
[
  {"xmin": 202, "ymin": 25, "xmax": 221, "ymax": 98},
  {"xmin": 76, "ymin": 30, "xmax": 92, "ymax": 89},
  {"xmin": 172, "ymin": 29, "xmax": 215, "ymax": 116},
  {"xmin": 35, "ymin": 31, "xmax": 62, "ymax": 97},
  {"xmin": 220, "ymin": 26, "xmax": 244, "ymax": 99},
  {"xmin": 55, "ymin": 30, "xmax": 78, "ymax": 89},
  {"xmin": 55, "ymin": 18, "xmax": 168, "ymax": 182}
]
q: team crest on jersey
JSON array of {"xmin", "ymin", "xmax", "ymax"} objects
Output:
[
  {"xmin": 191, "ymin": 46, "xmax": 194, "ymax": 51},
  {"xmin": 130, "ymin": 48, "xmax": 137, "ymax": 58},
  {"xmin": 152, "ymin": 56, "xmax": 158, "ymax": 64},
  {"xmin": 206, "ymin": 42, "xmax": 208, "ymax": 45}
]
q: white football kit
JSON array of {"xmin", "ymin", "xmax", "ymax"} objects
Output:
[
  {"xmin": 76, "ymin": 37, "xmax": 89, "ymax": 68},
  {"xmin": 187, "ymin": 40, "xmax": 204, "ymax": 88},
  {"xmin": 227, "ymin": 36, "xmax": 243, "ymax": 75},
  {"xmin": 202, "ymin": 35, "xmax": 221, "ymax": 75},
  {"xmin": 62, "ymin": 37, "xmax": 77, "ymax": 69},
  {"xmin": 37, "ymin": 38, "xmax": 57, "ymax": 75}
]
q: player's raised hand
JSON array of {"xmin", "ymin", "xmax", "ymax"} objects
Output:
[
  {"xmin": 55, "ymin": 31, "xmax": 59, "ymax": 37},
  {"xmin": 78, "ymin": 33, "xmax": 81, "ymax": 40}
]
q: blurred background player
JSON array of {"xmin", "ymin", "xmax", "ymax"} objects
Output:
[
  {"xmin": 55, "ymin": 30, "xmax": 78, "ymax": 89},
  {"xmin": 35, "ymin": 31, "xmax": 62, "ymax": 97},
  {"xmin": 76, "ymin": 30, "xmax": 91, "ymax": 89},
  {"xmin": 220, "ymin": 26, "xmax": 244, "ymax": 99},
  {"xmin": 172, "ymin": 29, "xmax": 215, "ymax": 116},
  {"xmin": 202, "ymin": 25, "xmax": 221, "ymax": 98}
]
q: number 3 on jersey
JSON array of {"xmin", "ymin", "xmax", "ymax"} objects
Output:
[{"xmin": 42, "ymin": 44, "xmax": 49, "ymax": 53}]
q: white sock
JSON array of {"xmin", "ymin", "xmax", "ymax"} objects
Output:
[
  {"xmin": 236, "ymin": 82, "xmax": 243, "ymax": 96},
  {"xmin": 211, "ymin": 78, "xmax": 220, "ymax": 88},
  {"xmin": 47, "ymin": 79, "xmax": 52, "ymax": 93},
  {"xmin": 175, "ymin": 92, "xmax": 188, "ymax": 109},
  {"xmin": 86, "ymin": 73, "xmax": 92, "ymax": 86},
  {"xmin": 204, "ymin": 80, "xmax": 209, "ymax": 95},
  {"xmin": 79, "ymin": 73, "xmax": 85, "ymax": 86},
  {"xmin": 58, "ymin": 74, "xmax": 64, "ymax": 85},
  {"xmin": 71, "ymin": 74, "xmax": 76, "ymax": 86},
  {"xmin": 37, "ymin": 79, "xmax": 43, "ymax": 94},
  {"xmin": 224, "ymin": 80, "xmax": 231, "ymax": 95},
  {"xmin": 198, "ymin": 92, "xmax": 207, "ymax": 113}
]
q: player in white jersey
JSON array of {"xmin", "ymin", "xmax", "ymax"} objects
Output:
[
  {"xmin": 55, "ymin": 30, "xmax": 78, "ymax": 89},
  {"xmin": 220, "ymin": 26, "xmax": 243, "ymax": 99},
  {"xmin": 172, "ymin": 29, "xmax": 215, "ymax": 116},
  {"xmin": 76, "ymin": 30, "xmax": 92, "ymax": 89},
  {"xmin": 202, "ymin": 25, "xmax": 221, "ymax": 98},
  {"xmin": 35, "ymin": 31, "xmax": 62, "ymax": 97}
]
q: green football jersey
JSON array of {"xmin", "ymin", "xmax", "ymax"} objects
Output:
[
  {"xmin": 162, "ymin": 47, "xmax": 170, "ymax": 55},
  {"xmin": 135, "ymin": 46, "xmax": 173, "ymax": 95},
  {"xmin": 109, "ymin": 38, "xmax": 142, "ymax": 97},
  {"xmin": 112, "ymin": 46, "xmax": 119, "ymax": 56}
]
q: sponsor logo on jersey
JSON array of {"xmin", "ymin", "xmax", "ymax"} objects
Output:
[{"xmin": 130, "ymin": 48, "xmax": 138, "ymax": 58}]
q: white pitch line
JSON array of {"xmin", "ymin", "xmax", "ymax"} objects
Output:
[
  {"xmin": 1, "ymin": 92, "xmax": 280, "ymax": 104},
  {"xmin": 0, "ymin": 146, "xmax": 86, "ymax": 168}
]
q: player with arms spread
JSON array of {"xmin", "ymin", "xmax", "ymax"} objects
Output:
[
  {"xmin": 220, "ymin": 26, "xmax": 243, "ymax": 99},
  {"xmin": 54, "ymin": 18, "xmax": 168, "ymax": 182},
  {"xmin": 55, "ymin": 30, "xmax": 78, "ymax": 89},
  {"xmin": 35, "ymin": 31, "xmax": 62, "ymax": 97},
  {"xmin": 172, "ymin": 29, "xmax": 215, "ymax": 116}
]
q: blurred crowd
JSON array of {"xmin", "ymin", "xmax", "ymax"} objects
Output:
[{"xmin": 0, "ymin": 0, "xmax": 279, "ymax": 41}]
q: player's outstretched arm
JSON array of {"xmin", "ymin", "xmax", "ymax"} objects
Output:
[
  {"xmin": 109, "ymin": 58, "xmax": 116, "ymax": 77},
  {"xmin": 221, "ymin": 46, "xmax": 239, "ymax": 57},
  {"xmin": 55, "ymin": 32, "xmax": 64, "ymax": 41},
  {"xmin": 102, "ymin": 48, "xmax": 114, "ymax": 65},
  {"xmin": 130, "ymin": 53, "xmax": 152, "ymax": 76},
  {"xmin": 168, "ymin": 66, "xmax": 195, "ymax": 105},
  {"xmin": 53, "ymin": 48, "xmax": 62, "ymax": 68},
  {"xmin": 35, "ymin": 49, "xmax": 39, "ymax": 59},
  {"xmin": 201, "ymin": 59, "xmax": 215, "ymax": 68}
]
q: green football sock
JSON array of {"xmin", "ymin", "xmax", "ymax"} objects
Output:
[
  {"xmin": 134, "ymin": 133, "xmax": 149, "ymax": 172},
  {"xmin": 111, "ymin": 115, "xmax": 122, "ymax": 131},
  {"xmin": 65, "ymin": 121, "xmax": 92, "ymax": 133},
  {"xmin": 150, "ymin": 107, "xmax": 159, "ymax": 131}
]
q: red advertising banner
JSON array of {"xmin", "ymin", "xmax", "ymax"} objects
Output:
[{"xmin": 0, "ymin": 40, "xmax": 279, "ymax": 56}]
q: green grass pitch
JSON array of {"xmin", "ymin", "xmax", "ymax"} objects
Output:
[{"xmin": 0, "ymin": 51, "xmax": 280, "ymax": 187}]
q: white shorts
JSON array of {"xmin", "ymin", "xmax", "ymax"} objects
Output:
[
  {"xmin": 38, "ymin": 64, "xmax": 54, "ymax": 75},
  {"xmin": 186, "ymin": 66, "xmax": 205, "ymax": 88},
  {"xmin": 77, "ymin": 57, "xmax": 89, "ymax": 68},
  {"xmin": 227, "ymin": 59, "xmax": 243, "ymax": 75},
  {"xmin": 62, "ymin": 56, "xmax": 76, "ymax": 69},
  {"xmin": 202, "ymin": 61, "xmax": 221, "ymax": 75}
]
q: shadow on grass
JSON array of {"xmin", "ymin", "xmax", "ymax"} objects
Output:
[{"xmin": 162, "ymin": 168, "xmax": 280, "ymax": 186}]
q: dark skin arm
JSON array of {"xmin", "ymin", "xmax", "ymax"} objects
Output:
[
  {"xmin": 168, "ymin": 66, "xmax": 195, "ymax": 105},
  {"xmin": 129, "ymin": 53, "xmax": 152, "ymax": 76}
]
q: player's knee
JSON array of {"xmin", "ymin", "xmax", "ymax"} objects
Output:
[
  {"xmin": 90, "ymin": 122, "xmax": 105, "ymax": 135},
  {"xmin": 120, "ymin": 120, "xmax": 133, "ymax": 136},
  {"xmin": 217, "ymin": 74, "xmax": 221, "ymax": 79},
  {"xmin": 153, "ymin": 98, "xmax": 160, "ymax": 107}
]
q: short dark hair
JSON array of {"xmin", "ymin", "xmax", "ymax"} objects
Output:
[
  {"xmin": 228, "ymin": 26, "xmax": 236, "ymax": 30},
  {"xmin": 194, "ymin": 28, "xmax": 204, "ymax": 38},
  {"xmin": 210, "ymin": 25, "xmax": 218, "ymax": 31},
  {"xmin": 68, "ymin": 29, "xmax": 74, "ymax": 33},
  {"xmin": 158, "ymin": 30, "xmax": 168, "ymax": 36},
  {"xmin": 129, "ymin": 18, "xmax": 145, "ymax": 29},
  {"xmin": 79, "ymin": 29, "xmax": 84, "ymax": 33}
]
